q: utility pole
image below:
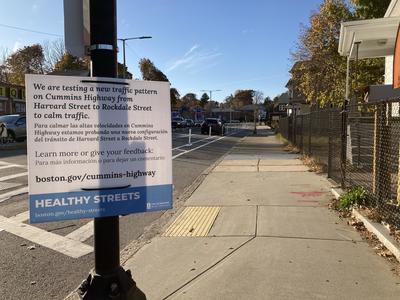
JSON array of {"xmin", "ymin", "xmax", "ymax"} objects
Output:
[
  {"xmin": 201, "ymin": 89, "xmax": 221, "ymax": 119},
  {"xmin": 201, "ymin": 89, "xmax": 221, "ymax": 102},
  {"xmin": 77, "ymin": 1, "xmax": 146, "ymax": 298},
  {"xmin": 118, "ymin": 36, "xmax": 152, "ymax": 78}
]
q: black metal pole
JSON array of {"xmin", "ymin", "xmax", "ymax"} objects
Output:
[
  {"xmin": 77, "ymin": 1, "xmax": 146, "ymax": 299},
  {"xmin": 89, "ymin": 0, "xmax": 119, "ymax": 277}
]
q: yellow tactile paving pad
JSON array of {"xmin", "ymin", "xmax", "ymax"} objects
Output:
[{"xmin": 163, "ymin": 206, "xmax": 220, "ymax": 237}]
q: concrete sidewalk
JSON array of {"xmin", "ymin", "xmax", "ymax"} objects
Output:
[{"xmin": 125, "ymin": 126, "xmax": 400, "ymax": 299}]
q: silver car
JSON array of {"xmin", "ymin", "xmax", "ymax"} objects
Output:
[{"xmin": 0, "ymin": 114, "xmax": 26, "ymax": 142}]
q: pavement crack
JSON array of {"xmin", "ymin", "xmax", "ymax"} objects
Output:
[
  {"xmin": 163, "ymin": 236, "xmax": 256, "ymax": 300},
  {"xmin": 256, "ymin": 235, "xmax": 365, "ymax": 243},
  {"xmin": 255, "ymin": 205, "xmax": 259, "ymax": 237}
]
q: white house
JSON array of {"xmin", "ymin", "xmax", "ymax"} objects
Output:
[{"xmin": 338, "ymin": 0, "xmax": 400, "ymax": 100}]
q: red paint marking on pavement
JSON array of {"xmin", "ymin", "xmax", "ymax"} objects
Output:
[{"xmin": 291, "ymin": 191, "xmax": 326, "ymax": 197}]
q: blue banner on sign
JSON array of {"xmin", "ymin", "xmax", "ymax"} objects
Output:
[{"xmin": 29, "ymin": 184, "xmax": 173, "ymax": 223}]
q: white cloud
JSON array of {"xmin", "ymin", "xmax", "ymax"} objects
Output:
[
  {"xmin": 185, "ymin": 44, "xmax": 199, "ymax": 57},
  {"xmin": 166, "ymin": 45, "xmax": 221, "ymax": 73}
]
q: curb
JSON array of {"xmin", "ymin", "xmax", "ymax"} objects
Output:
[
  {"xmin": 352, "ymin": 209, "xmax": 400, "ymax": 262},
  {"xmin": 330, "ymin": 187, "xmax": 343, "ymax": 200},
  {"xmin": 330, "ymin": 187, "xmax": 400, "ymax": 262}
]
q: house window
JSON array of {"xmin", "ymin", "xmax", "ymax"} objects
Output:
[
  {"xmin": 0, "ymin": 86, "xmax": 6, "ymax": 97},
  {"xmin": 279, "ymin": 104, "xmax": 287, "ymax": 112},
  {"xmin": 14, "ymin": 102, "xmax": 25, "ymax": 113}
]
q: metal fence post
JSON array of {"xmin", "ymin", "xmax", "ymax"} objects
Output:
[
  {"xmin": 327, "ymin": 109, "xmax": 332, "ymax": 177},
  {"xmin": 292, "ymin": 113, "xmax": 296, "ymax": 146},
  {"xmin": 378, "ymin": 103, "xmax": 391, "ymax": 202},
  {"xmin": 356, "ymin": 119, "xmax": 361, "ymax": 168},
  {"xmin": 300, "ymin": 115, "xmax": 303, "ymax": 152},
  {"xmin": 372, "ymin": 103, "xmax": 385, "ymax": 200},
  {"xmin": 340, "ymin": 104, "xmax": 347, "ymax": 189},
  {"xmin": 308, "ymin": 113, "xmax": 312, "ymax": 155}
]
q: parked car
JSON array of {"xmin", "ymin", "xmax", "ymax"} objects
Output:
[
  {"xmin": 0, "ymin": 114, "xmax": 26, "ymax": 142},
  {"xmin": 201, "ymin": 118, "xmax": 224, "ymax": 135},
  {"xmin": 171, "ymin": 117, "xmax": 186, "ymax": 128},
  {"xmin": 185, "ymin": 119, "xmax": 194, "ymax": 127},
  {"xmin": 194, "ymin": 120, "xmax": 204, "ymax": 127}
]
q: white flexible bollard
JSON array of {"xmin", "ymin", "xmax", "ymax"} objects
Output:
[
  {"xmin": 188, "ymin": 128, "xmax": 192, "ymax": 146},
  {"xmin": 209, "ymin": 125, "xmax": 212, "ymax": 137}
]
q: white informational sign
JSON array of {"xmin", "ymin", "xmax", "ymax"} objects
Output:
[{"xmin": 26, "ymin": 74, "xmax": 172, "ymax": 223}]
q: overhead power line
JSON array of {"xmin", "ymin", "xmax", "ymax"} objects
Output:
[
  {"xmin": 125, "ymin": 43, "xmax": 142, "ymax": 58},
  {"xmin": 0, "ymin": 23, "xmax": 62, "ymax": 37}
]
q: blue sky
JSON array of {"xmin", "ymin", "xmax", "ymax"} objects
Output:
[{"xmin": 0, "ymin": 0, "xmax": 323, "ymax": 101}]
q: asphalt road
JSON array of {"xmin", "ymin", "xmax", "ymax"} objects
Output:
[{"xmin": 0, "ymin": 125, "xmax": 252, "ymax": 300}]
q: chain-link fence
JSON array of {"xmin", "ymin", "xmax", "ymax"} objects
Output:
[{"xmin": 278, "ymin": 100, "xmax": 400, "ymax": 228}]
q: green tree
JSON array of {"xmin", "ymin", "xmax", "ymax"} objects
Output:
[
  {"xmin": 170, "ymin": 87, "xmax": 180, "ymax": 107},
  {"xmin": 291, "ymin": 0, "xmax": 352, "ymax": 106},
  {"xmin": 200, "ymin": 92, "xmax": 210, "ymax": 107},
  {"xmin": 117, "ymin": 63, "xmax": 133, "ymax": 79},
  {"xmin": 181, "ymin": 93, "xmax": 198, "ymax": 108},
  {"xmin": 5, "ymin": 44, "xmax": 45, "ymax": 85},
  {"xmin": 53, "ymin": 52, "xmax": 89, "ymax": 72},
  {"xmin": 351, "ymin": 0, "xmax": 391, "ymax": 19},
  {"xmin": 224, "ymin": 94, "xmax": 234, "ymax": 107},
  {"xmin": 139, "ymin": 58, "xmax": 169, "ymax": 82},
  {"xmin": 232, "ymin": 89, "xmax": 254, "ymax": 108},
  {"xmin": 291, "ymin": 0, "xmax": 387, "ymax": 106},
  {"xmin": 264, "ymin": 96, "xmax": 274, "ymax": 113},
  {"xmin": 263, "ymin": 96, "xmax": 272, "ymax": 106}
]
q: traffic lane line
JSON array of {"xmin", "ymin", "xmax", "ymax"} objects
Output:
[
  {"xmin": 0, "ymin": 186, "xmax": 28, "ymax": 203},
  {"xmin": 0, "ymin": 161, "xmax": 27, "ymax": 169},
  {"xmin": 0, "ymin": 211, "xmax": 30, "ymax": 233},
  {"xmin": 172, "ymin": 135, "xmax": 214, "ymax": 150},
  {"xmin": 0, "ymin": 172, "xmax": 28, "ymax": 181},
  {"xmin": 172, "ymin": 131, "xmax": 242, "ymax": 160},
  {"xmin": 65, "ymin": 220, "xmax": 94, "ymax": 242},
  {"xmin": 0, "ymin": 164, "xmax": 20, "ymax": 170},
  {"xmin": 0, "ymin": 215, "xmax": 93, "ymax": 258}
]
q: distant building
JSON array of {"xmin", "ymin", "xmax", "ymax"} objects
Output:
[
  {"xmin": 273, "ymin": 92, "xmax": 290, "ymax": 115},
  {"xmin": 0, "ymin": 82, "xmax": 26, "ymax": 115},
  {"xmin": 211, "ymin": 104, "xmax": 266, "ymax": 122},
  {"xmin": 211, "ymin": 107, "xmax": 236, "ymax": 121},
  {"xmin": 286, "ymin": 62, "xmax": 308, "ymax": 115}
]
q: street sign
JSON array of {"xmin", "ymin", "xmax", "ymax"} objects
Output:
[
  {"xmin": 63, "ymin": 0, "xmax": 90, "ymax": 57},
  {"xmin": 25, "ymin": 74, "xmax": 172, "ymax": 223}
]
